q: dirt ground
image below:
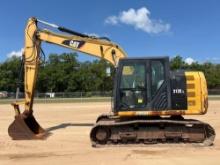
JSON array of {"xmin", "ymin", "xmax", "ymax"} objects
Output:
[{"xmin": 0, "ymin": 101, "xmax": 219, "ymax": 165}]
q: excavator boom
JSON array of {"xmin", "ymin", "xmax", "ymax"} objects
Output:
[{"xmin": 8, "ymin": 17, "xmax": 127, "ymax": 140}]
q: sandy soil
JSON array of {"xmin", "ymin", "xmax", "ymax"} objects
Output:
[{"xmin": 0, "ymin": 101, "xmax": 219, "ymax": 165}]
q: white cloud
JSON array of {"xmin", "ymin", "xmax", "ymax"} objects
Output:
[
  {"xmin": 105, "ymin": 7, "xmax": 170, "ymax": 34},
  {"xmin": 185, "ymin": 57, "xmax": 195, "ymax": 65},
  {"xmin": 105, "ymin": 16, "xmax": 118, "ymax": 25},
  {"xmin": 7, "ymin": 48, "xmax": 24, "ymax": 58}
]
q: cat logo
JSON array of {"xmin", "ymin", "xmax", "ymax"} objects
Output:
[
  {"xmin": 62, "ymin": 40, "xmax": 85, "ymax": 49},
  {"xmin": 69, "ymin": 40, "xmax": 80, "ymax": 48}
]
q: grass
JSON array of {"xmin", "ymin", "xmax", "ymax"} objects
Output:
[{"xmin": 208, "ymin": 95, "xmax": 220, "ymax": 100}]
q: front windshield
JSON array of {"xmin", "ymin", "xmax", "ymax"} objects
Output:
[{"xmin": 120, "ymin": 63, "xmax": 145, "ymax": 89}]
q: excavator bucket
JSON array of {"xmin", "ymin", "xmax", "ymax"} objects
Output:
[
  {"xmin": 8, "ymin": 112, "xmax": 49, "ymax": 140},
  {"xmin": 8, "ymin": 115, "xmax": 48, "ymax": 140}
]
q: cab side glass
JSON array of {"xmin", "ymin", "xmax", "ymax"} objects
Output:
[
  {"xmin": 119, "ymin": 63, "xmax": 146, "ymax": 109},
  {"xmin": 151, "ymin": 61, "xmax": 165, "ymax": 97}
]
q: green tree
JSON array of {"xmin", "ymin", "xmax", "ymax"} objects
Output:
[
  {"xmin": 0, "ymin": 56, "xmax": 23, "ymax": 92},
  {"xmin": 37, "ymin": 53, "xmax": 79, "ymax": 92},
  {"xmin": 170, "ymin": 55, "xmax": 187, "ymax": 70},
  {"xmin": 1, "ymin": 54, "xmax": 219, "ymax": 93}
]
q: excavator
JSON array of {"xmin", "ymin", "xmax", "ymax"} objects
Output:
[{"xmin": 8, "ymin": 17, "xmax": 215, "ymax": 146}]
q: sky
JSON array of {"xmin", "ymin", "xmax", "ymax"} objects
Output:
[{"xmin": 0, "ymin": 0, "xmax": 220, "ymax": 63}]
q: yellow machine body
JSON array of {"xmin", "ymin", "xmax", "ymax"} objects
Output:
[{"xmin": 117, "ymin": 71, "xmax": 208, "ymax": 117}]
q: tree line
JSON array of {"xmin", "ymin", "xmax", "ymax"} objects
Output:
[
  {"xmin": 0, "ymin": 53, "xmax": 114, "ymax": 93},
  {"xmin": 0, "ymin": 53, "xmax": 219, "ymax": 93},
  {"xmin": 170, "ymin": 56, "xmax": 220, "ymax": 88}
]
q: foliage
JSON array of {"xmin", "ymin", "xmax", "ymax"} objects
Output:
[
  {"xmin": 0, "ymin": 56, "xmax": 22, "ymax": 91},
  {"xmin": 0, "ymin": 53, "xmax": 113, "ymax": 92},
  {"xmin": 171, "ymin": 55, "xmax": 220, "ymax": 88},
  {"xmin": 0, "ymin": 53, "xmax": 219, "ymax": 92}
]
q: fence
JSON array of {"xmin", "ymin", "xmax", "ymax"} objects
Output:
[
  {"xmin": 0, "ymin": 91, "xmax": 112, "ymax": 104},
  {"xmin": 208, "ymin": 89, "xmax": 220, "ymax": 95},
  {"xmin": 0, "ymin": 90, "xmax": 220, "ymax": 104},
  {"xmin": 1, "ymin": 91, "xmax": 112, "ymax": 99}
]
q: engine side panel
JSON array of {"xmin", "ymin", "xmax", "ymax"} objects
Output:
[
  {"xmin": 185, "ymin": 72, "xmax": 208, "ymax": 115},
  {"xmin": 170, "ymin": 71, "xmax": 187, "ymax": 110}
]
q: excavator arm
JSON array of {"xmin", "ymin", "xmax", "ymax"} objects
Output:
[
  {"xmin": 24, "ymin": 17, "xmax": 126, "ymax": 114},
  {"xmin": 8, "ymin": 17, "xmax": 127, "ymax": 140}
]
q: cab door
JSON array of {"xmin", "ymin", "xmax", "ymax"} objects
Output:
[{"xmin": 149, "ymin": 59, "xmax": 171, "ymax": 110}]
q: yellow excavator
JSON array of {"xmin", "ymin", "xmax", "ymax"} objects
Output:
[{"xmin": 8, "ymin": 17, "xmax": 215, "ymax": 146}]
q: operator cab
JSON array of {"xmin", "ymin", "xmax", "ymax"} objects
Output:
[{"xmin": 114, "ymin": 57, "xmax": 187, "ymax": 112}]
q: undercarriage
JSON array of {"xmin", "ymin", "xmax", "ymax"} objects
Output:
[{"xmin": 90, "ymin": 114, "xmax": 215, "ymax": 147}]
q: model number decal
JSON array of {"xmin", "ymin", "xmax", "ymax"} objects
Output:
[{"xmin": 173, "ymin": 89, "xmax": 185, "ymax": 94}]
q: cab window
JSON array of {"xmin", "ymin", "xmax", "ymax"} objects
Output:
[
  {"xmin": 119, "ymin": 63, "xmax": 146, "ymax": 109},
  {"xmin": 151, "ymin": 61, "xmax": 165, "ymax": 97}
]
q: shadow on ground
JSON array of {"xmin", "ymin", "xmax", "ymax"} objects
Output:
[{"xmin": 46, "ymin": 123, "xmax": 94, "ymax": 132}]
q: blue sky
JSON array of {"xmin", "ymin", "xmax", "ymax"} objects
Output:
[{"xmin": 0, "ymin": 0, "xmax": 220, "ymax": 63}]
